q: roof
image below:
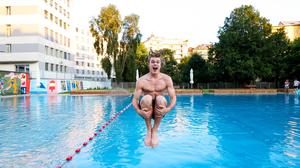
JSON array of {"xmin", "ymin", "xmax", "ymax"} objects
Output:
[{"xmin": 278, "ymin": 21, "xmax": 300, "ymax": 26}]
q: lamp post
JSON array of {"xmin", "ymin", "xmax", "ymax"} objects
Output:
[{"xmin": 190, "ymin": 68, "xmax": 194, "ymax": 89}]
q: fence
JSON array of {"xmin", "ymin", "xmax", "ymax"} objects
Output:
[{"xmin": 112, "ymin": 82, "xmax": 278, "ymax": 89}]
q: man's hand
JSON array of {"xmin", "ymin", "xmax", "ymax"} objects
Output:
[
  {"xmin": 155, "ymin": 105, "xmax": 169, "ymax": 117},
  {"xmin": 138, "ymin": 108, "xmax": 152, "ymax": 119}
]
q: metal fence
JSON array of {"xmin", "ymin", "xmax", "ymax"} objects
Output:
[{"xmin": 112, "ymin": 82, "xmax": 278, "ymax": 89}]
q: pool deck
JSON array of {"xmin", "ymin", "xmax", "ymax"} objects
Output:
[
  {"xmin": 0, "ymin": 89, "xmax": 297, "ymax": 97},
  {"xmin": 69, "ymin": 89, "xmax": 296, "ymax": 95}
]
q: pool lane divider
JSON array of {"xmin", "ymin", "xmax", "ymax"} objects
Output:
[{"xmin": 56, "ymin": 102, "xmax": 132, "ymax": 168}]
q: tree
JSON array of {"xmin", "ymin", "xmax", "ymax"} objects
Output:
[
  {"xmin": 101, "ymin": 57, "xmax": 112, "ymax": 79},
  {"xmin": 209, "ymin": 5, "xmax": 272, "ymax": 84},
  {"xmin": 287, "ymin": 38, "xmax": 300, "ymax": 79},
  {"xmin": 262, "ymin": 28, "xmax": 290, "ymax": 86},
  {"xmin": 90, "ymin": 5, "xmax": 141, "ymax": 82},
  {"xmin": 179, "ymin": 54, "xmax": 209, "ymax": 84},
  {"xmin": 159, "ymin": 49, "xmax": 180, "ymax": 83},
  {"xmin": 120, "ymin": 14, "xmax": 141, "ymax": 82},
  {"xmin": 136, "ymin": 43, "xmax": 149, "ymax": 76}
]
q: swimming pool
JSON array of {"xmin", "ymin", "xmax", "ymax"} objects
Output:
[{"xmin": 0, "ymin": 94, "xmax": 299, "ymax": 167}]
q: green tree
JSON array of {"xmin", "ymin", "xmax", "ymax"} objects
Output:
[
  {"xmin": 209, "ymin": 5, "xmax": 272, "ymax": 84},
  {"xmin": 180, "ymin": 54, "xmax": 209, "ymax": 84},
  {"xmin": 159, "ymin": 49, "xmax": 180, "ymax": 83},
  {"xmin": 90, "ymin": 5, "xmax": 141, "ymax": 82},
  {"xmin": 262, "ymin": 28, "xmax": 290, "ymax": 86},
  {"xmin": 120, "ymin": 14, "xmax": 141, "ymax": 82},
  {"xmin": 136, "ymin": 43, "xmax": 149, "ymax": 76},
  {"xmin": 100, "ymin": 57, "xmax": 112, "ymax": 79},
  {"xmin": 178, "ymin": 55, "xmax": 191, "ymax": 83},
  {"xmin": 287, "ymin": 38, "xmax": 300, "ymax": 79}
]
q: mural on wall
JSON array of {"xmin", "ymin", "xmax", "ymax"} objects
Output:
[
  {"xmin": 48, "ymin": 80, "xmax": 57, "ymax": 94},
  {"xmin": 67, "ymin": 81, "xmax": 71, "ymax": 91},
  {"xmin": 30, "ymin": 80, "xmax": 47, "ymax": 94},
  {"xmin": 0, "ymin": 71, "xmax": 30, "ymax": 95},
  {"xmin": 61, "ymin": 81, "xmax": 66, "ymax": 91}
]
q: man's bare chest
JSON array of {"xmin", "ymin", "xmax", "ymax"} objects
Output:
[{"xmin": 142, "ymin": 80, "xmax": 167, "ymax": 92}]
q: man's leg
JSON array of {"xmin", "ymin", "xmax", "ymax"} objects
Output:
[
  {"xmin": 140, "ymin": 95, "xmax": 154, "ymax": 146},
  {"xmin": 152, "ymin": 95, "xmax": 167, "ymax": 147}
]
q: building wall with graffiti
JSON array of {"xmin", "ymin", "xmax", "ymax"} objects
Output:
[
  {"xmin": 0, "ymin": 71, "xmax": 30, "ymax": 95},
  {"xmin": 0, "ymin": 71, "xmax": 111, "ymax": 96},
  {"xmin": 30, "ymin": 79, "xmax": 111, "ymax": 94}
]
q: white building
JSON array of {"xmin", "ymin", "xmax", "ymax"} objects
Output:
[
  {"xmin": 143, "ymin": 34, "xmax": 189, "ymax": 62},
  {"xmin": 0, "ymin": 0, "xmax": 73, "ymax": 80},
  {"xmin": 0, "ymin": 0, "xmax": 110, "ymax": 93},
  {"xmin": 73, "ymin": 25, "xmax": 109, "ymax": 83}
]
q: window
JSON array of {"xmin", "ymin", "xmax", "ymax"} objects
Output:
[
  {"xmin": 50, "ymin": 48, "xmax": 54, "ymax": 56},
  {"xmin": 76, "ymin": 61, "xmax": 79, "ymax": 65},
  {"xmin": 50, "ymin": 13, "xmax": 53, "ymax": 21},
  {"xmin": 45, "ymin": 63, "xmax": 49, "ymax": 71},
  {"xmin": 64, "ymin": 66, "xmax": 67, "ymax": 73},
  {"xmin": 44, "ymin": 27, "xmax": 48, "ymax": 39},
  {"xmin": 6, "ymin": 24, "xmax": 11, "ymax": 36},
  {"xmin": 50, "ymin": 30, "xmax": 53, "ymax": 41},
  {"xmin": 55, "ymin": 32, "xmax": 58, "ymax": 43},
  {"xmin": 44, "ymin": 10, "xmax": 48, "ymax": 19},
  {"xmin": 55, "ymin": 49, "xmax": 58, "ymax": 57},
  {"xmin": 16, "ymin": 65, "xmax": 29, "ymax": 72},
  {"xmin": 6, "ymin": 44, "xmax": 11, "ymax": 53},
  {"xmin": 56, "ymin": 64, "xmax": 59, "ymax": 71},
  {"xmin": 45, "ymin": 46, "xmax": 49, "ymax": 55},
  {"xmin": 60, "ymin": 65, "xmax": 63, "ymax": 72},
  {"xmin": 64, "ymin": 52, "xmax": 67, "ymax": 59},
  {"xmin": 6, "ymin": 6, "xmax": 11, "ymax": 15},
  {"xmin": 50, "ymin": 64, "xmax": 54, "ymax": 71},
  {"xmin": 76, "ymin": 69, "xmax": 79, "ymax": 74}
]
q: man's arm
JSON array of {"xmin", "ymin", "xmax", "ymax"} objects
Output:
[
  {"xmin": 132, "ymin": 79, "xmax": 143, "ymax": 115},
  {"xmin": 165, "ymin": 76, "xmax": 176, "ymax": 112}
]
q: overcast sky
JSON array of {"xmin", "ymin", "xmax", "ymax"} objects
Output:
[{"xmin": 72, "ymin": 0, "xmax": 300, "ymax": 46}]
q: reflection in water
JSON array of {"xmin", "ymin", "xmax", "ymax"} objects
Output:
[{"xmin": 294, "ymin": 96, "xmax": 299, "ymax": 105}]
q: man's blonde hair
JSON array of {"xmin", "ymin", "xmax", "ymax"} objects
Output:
[{"xmin": 148, "ymin": 49, "xmax": 161, "ymax": 62}]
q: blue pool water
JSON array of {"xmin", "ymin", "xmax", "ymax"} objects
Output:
[{"xmin": 0, "ymin": 94, "xmax": 299, "ymax": 168}]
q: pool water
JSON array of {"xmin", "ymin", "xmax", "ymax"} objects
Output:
[{"xmin": 0, "ymin": 94, "xmax": 299, "ymax": 167}]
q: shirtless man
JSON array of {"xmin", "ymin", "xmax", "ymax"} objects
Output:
[{"xmin": 132, "ymin": 51, "xmax": 176, "ymax": 147}]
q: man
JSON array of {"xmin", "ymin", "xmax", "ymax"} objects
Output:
[{"xmin": 132, "ymin": 51, "xmax": 176, "ymax": 147}]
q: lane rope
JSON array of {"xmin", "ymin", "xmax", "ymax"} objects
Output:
[{"xmin": 56, "ymin": 95, "xmax": 133, "ymax": 168}]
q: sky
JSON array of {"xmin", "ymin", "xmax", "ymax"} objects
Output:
[{"xmin": 72, "ymin": 0, "xmax": 300, "ymax": 47}]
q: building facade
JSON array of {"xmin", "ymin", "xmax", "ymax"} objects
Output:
[
  {"xmin": 73, "ymin": 25, "xmax": 109, "ymax": 84},
  {"xmin": 188, "ymin": 44, "xmax": 212, "ymax": 60},
  {"xmin": 143, "ymin": 34, "xmax": 189, "ymax": 62},
  {"xmin": 0, "ymin": 0, "xmax": 110, "ymax": 94},
  {"xmin": 272, "ymin": 21, "xmax": 300, "ymax": 41}
]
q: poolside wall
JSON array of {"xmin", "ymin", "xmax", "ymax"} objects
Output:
[
  {"xmin": 30, "ymin": 79, "xmax": 111, "ymax": 94},
  {"xmin": 0, "ymin": 71, "xmax": 30, "ymax": 95},
  {"xmin": 0, "ymin": 70, "xmax": 111, "ymax": 95}
]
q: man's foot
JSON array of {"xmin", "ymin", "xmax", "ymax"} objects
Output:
[
  {"xmin": 151, "ymin": 129, "xmax": 159, "ymax": 147},
  {"xmin": 144, "ymin": 130, "xmax": 152, "ymax": 146}
]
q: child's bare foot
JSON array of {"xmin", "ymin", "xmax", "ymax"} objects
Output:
[
  {"xmin": 151, "ymin": 129, "xmax": 159, "ymax": 147},
  {"xmin": 144, "ymin": 130, "xmax": 152, "ymax": 146}
]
